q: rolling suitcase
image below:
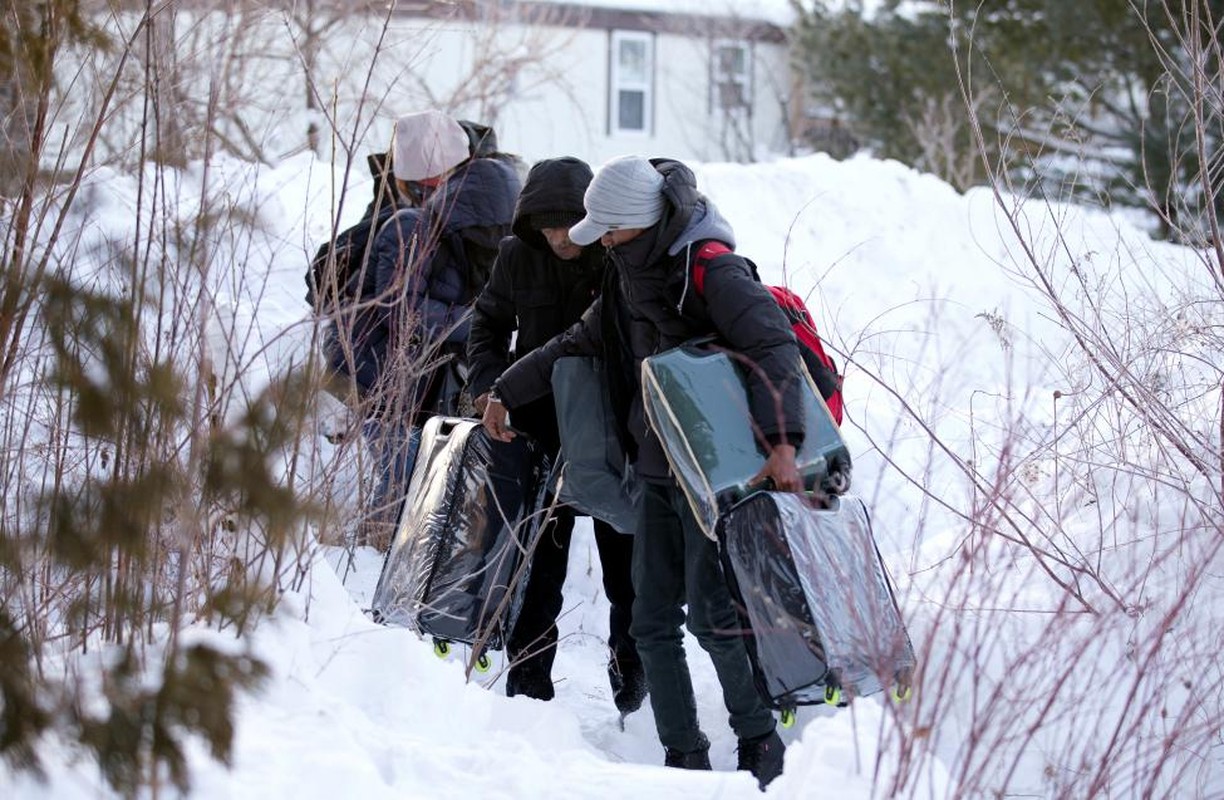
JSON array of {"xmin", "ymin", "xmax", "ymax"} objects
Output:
[
  {"xmin": 719, "ymin": 492, "xmax": 916, "ymax": 716},
  {"xmin": 641, "ymin": 342, "xmax": 851, "ymax": 539},
  {"xmin": 370, "ymin": 416, "xmax": 550, "ymax": 663}
]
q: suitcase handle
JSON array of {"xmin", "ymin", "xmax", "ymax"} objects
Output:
[
  {"xmin": 747, "ymin": 476, "xmax": 775, "ymax": 493},
  {"xmin": 681, "ymin": 335, "xmax": 720, "ymax": 353}
]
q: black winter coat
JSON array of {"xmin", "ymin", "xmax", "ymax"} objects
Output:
[
  {"xmin": 467, "ymin": 157, "xmax": 602, "ymax": 451},
  {"xmin": 492, "ymin": 159, "xmax": 805, "ymax": 483}
]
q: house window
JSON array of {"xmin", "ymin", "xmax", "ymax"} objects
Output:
[
  {"xmin": 610, "ymin": 30, "xmax": 653, "ymax": 135},
  {"xmin": 712, "ymin": 40, "xmax": 751, "ymax": 111}
]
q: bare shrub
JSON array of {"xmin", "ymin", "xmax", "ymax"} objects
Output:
[
  {"xmin": 3, "ymin": 0, "xmax": 579, "ymax": 785},
  {"xmin": 1, "ymin": 1, "xmax": 344, "ymax": 792},
  {"xmin": 839, "ymin": 2, "xmax": 1224, "ymax": 797}
]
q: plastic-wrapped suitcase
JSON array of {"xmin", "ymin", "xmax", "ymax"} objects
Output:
[
  {"xmin": 550, "ymin": 356, "xmax": 642, "ymax": 535},
  {"xmin": 719, "ymin": 492, "xmax": 915, "ymax": 712},
  {"xmin": 370, "ymin": 416, "xmax": 550, "ymax": 657},
  {"xmin": 641, "ymin": 343, "xmax": 851, "ymax": 539}
]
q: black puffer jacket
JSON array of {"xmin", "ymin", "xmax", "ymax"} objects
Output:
[
  {"xmin": 467, "ymin": 157, "xmax": 603, "ymax": 451},
  {"xmin": 492, "ymin": 159, "xmax": 805, "ymax": 483}
]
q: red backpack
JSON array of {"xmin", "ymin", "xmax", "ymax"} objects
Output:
[{"xmin": 690, "ymin": 241, "xmax": 844, "ymax": 425}]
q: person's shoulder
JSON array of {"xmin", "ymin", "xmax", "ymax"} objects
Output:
[
  {"xmin": 441, "ymin": 159, "xmax": 521, "ymax": 222},
  {"xmin": 463, "ymin": 156, "xmax": 520, "ymax": 185},
  {"xmin": 372, "ymin": 206, "xmax": 425, "ymax": 248},
  {"xmin": 385, "ymin": 206, "xmax": 424, "ymax": 229},
  {"xmin": 488, "ymin": 234, "xmax": 521, "ymax": 262},
  {"xmin": 693, "ymin": 246, "xmax": 760, "ymax": 297}
]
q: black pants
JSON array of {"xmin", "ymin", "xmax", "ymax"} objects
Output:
[
  {"xmin": 507, "ymin": 506, "xmax": 638, "ymax": 688},
  {"xmin": 630, "ymin": 481, "xmax": 775, "ymax": 752}
]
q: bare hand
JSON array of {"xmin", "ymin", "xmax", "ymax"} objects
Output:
[
  {"xmin": 750, "ymin": 443, "xmax": 802, "ymax": 493},
  {"xmin": 481, "ymin": 397, "xmax": 516, "ymax": 442},
  {"xmin": 474, "ymin": 392, "xmax": 489, "ymax": 415}
]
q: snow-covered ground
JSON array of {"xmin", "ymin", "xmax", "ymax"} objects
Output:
[{"xmin": 1, "ymin": 148, "xmax": 1219, "ymax": 798}]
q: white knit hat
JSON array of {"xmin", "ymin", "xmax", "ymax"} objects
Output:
[
  {"xmin": 568, "ymin": 155, "xmax": 666, "ymax": 246},
  {"xmin": 392, "ymin": 110, "xmax": 469, "ymax": 181}
]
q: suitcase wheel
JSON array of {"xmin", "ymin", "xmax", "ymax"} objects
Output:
[
  {"xmin": 824, "ymin": 468, "xmax": 850, "ymax": 496},
  {"xmin": 824, "ymin": 684, "xmax": 843, "ymax": 706},
  {"xmin": 433, "ymin": 639, "xmax": 451, "ymax": 658},
  {"xmin": 891, "ymin": 668, "xmax": 914, "ymax": 702},
  {"xmin": 779, "ymin": 708, "xmax": 797, "ymax": 728},
  {"xmin": 474, "ymin": 653, "xmax": 492, "ymax": 673}
]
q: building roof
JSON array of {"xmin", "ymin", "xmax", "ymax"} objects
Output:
[
  {"xmin": 398, "ymin": 1, "xmax": 794, "ymax": 43},
  {"xmin": 529, "ymin": 0, "xmax": 796, "ymax": 26}
]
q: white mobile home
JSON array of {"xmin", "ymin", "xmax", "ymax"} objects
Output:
[
  {"xmin": 45, "ymin": 1, "xmax": 797, "ymax": 175},
  {"xmin": 370, "ymin": 0, "xmax": 799, "ymax": 165}
]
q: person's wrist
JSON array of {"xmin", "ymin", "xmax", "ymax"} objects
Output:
[
  {"xmin": 764, "ymin": 432, "xmax": 800, "ymax": 451},
  {"xmin": 488, "ymin": 390, "xmax": 503, "ymax": 406}
]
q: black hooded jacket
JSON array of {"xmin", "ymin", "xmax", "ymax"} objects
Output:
[
  {"xmin": 491, "ymin": 159, "xmax": 805, "ymax": 483},
  {"xmin": 466, "ymin": 157, "xmax": 604, "ymax": 450}
]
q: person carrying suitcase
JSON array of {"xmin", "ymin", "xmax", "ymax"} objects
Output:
[
  {"xmin": 467, "ymin": 157, "xmax": 645, "ymax": 714},
  {"xmin": 334, "ymin": 110, "xmax": 521, "ymax": 547},
  {"xmin": 480, "ymin": 155, "xmax": 802, "ymax": 789}
]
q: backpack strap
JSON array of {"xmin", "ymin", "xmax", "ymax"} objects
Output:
[{"xmin": 690, "ymin": 240, "xmax": 733, "ymax": 296}]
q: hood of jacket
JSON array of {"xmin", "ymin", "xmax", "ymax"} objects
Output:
[
  {"xmin": 642, "ymin": 160, "xmax": 737, "ymax": 262},
  {"xmin": 425, "ymin": 156, "xmax": 522, "ymax": 235},
  {"xmin": 667, "ymin": 198, "xmax": 736, "ymax": 256},
  {"xmin": 510, "ymin": 157, "xmax": 593, "ymax": 250},
  {"xmin": 608, "ymin": 159, "xmax": 738, "ymax": 302}
]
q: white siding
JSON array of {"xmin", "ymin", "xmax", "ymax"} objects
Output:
[{"xmin": 54, "ymin": 9, "xmax": 793, "ymax": 173}]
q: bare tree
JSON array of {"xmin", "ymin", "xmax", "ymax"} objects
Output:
[
  {"xmin": 903, "ymin": 87, "xmax": 999, "ymax": 192},
  {"xmin": 850, "ymin": 1, "xmax": 1224, "ymax": 796},
  {"xmin": 144, "ymin": 1, "xmax": 187, "ymax": 166},
  {"xmin": 282, "ymin": 0, "xmax": 383, "ymax": 156},
  {"xmin": 397, "ymin": 1, "xmax": 584, "ymax": 127},
  {"xmin": 0, "ymin": 1, "xmax": 331, "ymax": 791}
]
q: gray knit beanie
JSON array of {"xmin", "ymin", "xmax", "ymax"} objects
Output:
[{"xmin": 568, "ymin": 155, "xmax": 666, "ymax": 246}]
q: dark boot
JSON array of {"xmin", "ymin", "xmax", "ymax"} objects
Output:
[
  {"xmin": 503, "ymin": 509, "xmax": 574, "ymax": 703},
  {"xmin": 608, "ymin": 655, "xmax": 648, "ymax": 715},
  {"xmin": 736, "ymin": 729, "xmax": 785, "ymax": 789},
  {"xmin": 505, "ymin": 662, "xmax": 555, "ymax": 701},
  {"xmin": 663, "ymin": 732, "xmax": 711, "ymax": 770}
]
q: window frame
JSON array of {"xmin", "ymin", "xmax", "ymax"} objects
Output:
[
  {"xmin": 710, "ymin": 38, "xmax": 753, "ymax": 113},
  {"xmin": 608, "ymin": 29, "xmax": 655, "ymax": 137}
]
